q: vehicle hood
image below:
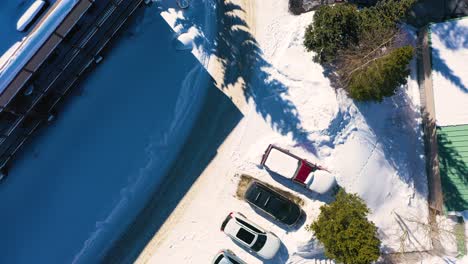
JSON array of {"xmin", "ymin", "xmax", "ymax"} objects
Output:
[
  {"xmin": 256, "ymin": 232, "xmax": 281, "ymax": 259},
  {"xmin": 308, "ymin": 170, "xmax": 336, "ymax": 194},
  {"xmin": 282, "ymin": 204, "xmax": 302, "ymax": 226}
]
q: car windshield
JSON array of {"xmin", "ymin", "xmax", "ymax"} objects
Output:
[
  {"xmin": 228, "ymin": 256, "xmax": 242, "ymax": 264},
  {"xmin": 236, "ymin": 218, "xmax": 263, "ymax": 233},
  {"xmin": 214, "ymin": 255, "xmax": 224, "ymax": 264},
  {"xmin": 251, "ymin": 234, "xmax": 267, "ymax": 251},
  {"xmin": 236, "ymin": 228, "xmax": 255, "ymax": 244}
]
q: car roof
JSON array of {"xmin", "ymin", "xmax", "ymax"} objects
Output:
[
  {"xmin": 245, "ymin": 182, "xmax": 288, "ymax": 205},
  {"xmin": 224, "ymin": 213, "xmax": 265, "ymax": 238},
  {"xmin": 213, "ymin": 250, "xmax": 245, "ymax": 264}
]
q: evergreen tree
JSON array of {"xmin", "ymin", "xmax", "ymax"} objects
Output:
[
  {"xmin": 359, "ymin": 0, "xmax": 415, "ymax": 34},
  {"xmin": 303, "ymin": 4, "xmax": 360, "ymax": 63},
  {"xmin": 303, "ymin": 0, "xmax": 416, "ymax": 102},
  {"xmin": 348, "ymin": 45, "xmax": 414, "ymax": 101},
  {"xmin": 308, "ymin": 189, "xmax": 381, "ymax": 264}
]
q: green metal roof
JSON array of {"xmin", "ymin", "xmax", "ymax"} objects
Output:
[{"xmin": 438, "ymin": 125, "xmax": 468, "ymax": 212}]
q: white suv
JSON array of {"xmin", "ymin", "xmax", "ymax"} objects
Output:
[
  {"xmin": 212, "ymin": 249, "xmax": 246, "ymax": 264},
  {"xmin": 220, "ymin": 212, "xmax": 281, "ymax": 259}
]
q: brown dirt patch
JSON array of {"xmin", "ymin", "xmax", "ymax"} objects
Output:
[{"xmin": 236, "ymin": 174, "xmax": 304, "ymax": 206}]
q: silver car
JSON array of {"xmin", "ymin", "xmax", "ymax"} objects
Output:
[{"xmin": 212, "ymin": 249, "xmax": 246, "ymax": 264}]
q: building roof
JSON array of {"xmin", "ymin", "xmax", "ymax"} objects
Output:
[
  {"xmin": 438, "ymin": 125, "xmax": 468, "ymax": 212},
  {"xmin": 0, "ymin": 0, "xmax": 79, "ymax": 94},
  {"xmin": 430, "ymin": 17, "xmax": 468, "ymax": 127}
]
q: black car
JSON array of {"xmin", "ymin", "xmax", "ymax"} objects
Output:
[{"xmin": 244, "ymin": 181, "xmax": 302, "ymax": 226}]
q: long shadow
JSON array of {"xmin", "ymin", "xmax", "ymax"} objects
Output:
[
  {"xmin": 409, "ymin": 3, "xmax": 468, "ymax": 93},
  {"xmin": 420, "ymin": 9, "xmax": 468, "ymax": 94},
  {"xmin": 101, "ymin": 81, "xmax": 243, "ymax": 263},
  {"xmin": 353, "ymin": 87, "xmax": 429, "ymax": 196},
  {"xmin": 175, "ymin": 0, "xmax": 317, "ymax": 154},
  {"xmin": 431, "ymin": 47, "xmax": 468, "ymax": 94},
  {"xmin": 291, "ymin": 238, "xmax": 328, "ymax": 260},
  {"xmin": 431, "ymin": 20, "xmax": 468, "ymax": 50},
  {"xmin": 98, "ymin": 3, "xmax": 244, "ymax": 262},
  {"xmin": 437, "ymin": 130, "xmax": 468, "ymax": 212}
]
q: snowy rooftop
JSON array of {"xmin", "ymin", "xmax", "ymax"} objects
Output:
[
  {"xmin": 430, "ymin": 17, "xmax": 468, "ymax": 127},
  {"xmin": 0, "ymin": 0, "xmax": 78, "ymax": 95}
]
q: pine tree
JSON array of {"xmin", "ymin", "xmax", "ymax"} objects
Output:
[
  {"xmin": 303, "ymin": 4, "xmax": 360, "ymax": 63},
  {"xmin": 303, "ymin": 0, "xmax": 416, "ymax": 102},
  {"xmin": 308, "ymin": 189, "xmax": 381, "ymax": 264},
  {"xmin": 348, "ymin": 45, "xmax": 414, "ymax": 101}
]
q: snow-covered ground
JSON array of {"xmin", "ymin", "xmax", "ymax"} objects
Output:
[
  {"xmin": 138, "ymin": 1, "xmax": 461, "ymax": 263},
  {"xmin": 430, "ymin": 17, "xmax": 468, "ymax": 126}
]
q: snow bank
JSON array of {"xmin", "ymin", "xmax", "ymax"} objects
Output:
[
  {"xmin": 0, "ymin": 0, "xmax": 79, "ymax": 94},
  {"xmin": 16, "ymin": 0, "xmax": 46, "ymax": 32},
  {"xmin": 0, "ymin": 42, "xmax": 22, "ymax": 70},
  {"xmin": 160, "ymin": 7, "xmax": 211, "ymax": 67},
  {"xmin": 430, "ymin": 17, "xmax": 468, "ymax": 126}
]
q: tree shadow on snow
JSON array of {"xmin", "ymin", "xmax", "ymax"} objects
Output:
[
  {"xmin": 437, "ymin": 130, "xmax": 468, "ymax": 211},
  {"xmin": 290, "ymin": 238, "xmax": 329, "ymax": 260},
  {"xmin": 353, "ymin": 87, "xmax": 429, "ymax": 197},
  {"xmin": 100, "ymin": 5, "xmax": 244, "ymax": 263},
  {"xmin": 173, "ymin": 0, "xmax": 317, "ymax": 154},
  {"xmin": 431, "ymin": 47, "xmax": 468, "ymax": 93}
]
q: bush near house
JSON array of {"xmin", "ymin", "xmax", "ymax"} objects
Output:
[
  {"xmin": 304, "ymin": 0, "xmax": 415, "ymax": 102},
  {"xmin": 307, "ymin": 189, "xmax": 381, "ymax": 264}
]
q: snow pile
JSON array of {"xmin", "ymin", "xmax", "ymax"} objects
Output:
[
  {"xmin": 430, "ymin": 17, "xmax": 468, "ymax": 126},
  {"xmin": 0, "ymin": 0, "xmax": 79, "ymax": 94},
  {"xmin": 160, "ymin": 7, "xmax": 211, "ymax": 67},
  {"xmin": 16, "ymin": 0, "xmax": 46, "ymax": 32},
  {"xmin": 0, "ymin": 42, "xmax": 22, "ymax": 71}
]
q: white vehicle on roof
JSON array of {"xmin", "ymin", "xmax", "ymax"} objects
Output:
[
  {"xmin": 220, "ymin": 212, "xmax": 280, "ymax": 259},
  {"xmin": 261, "ymin": 144, "xmax": 336, "ymax": 194}
]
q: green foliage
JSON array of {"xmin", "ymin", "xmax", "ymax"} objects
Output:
[
  {"xmin": 303, "ymin": 0, "xmax": 416, "ymax": 101},
  {"xmin": 304, "ymin": 0, "xmax": 415, "ymax": 63},
  {"xmin": 359, "ymin": 0, "xmax": 415, "ymax": 34},
  {"xmin": 303, "ymin": 4, "xmax": 360, "ymax": 63},
  {"xmin": 348, "ymin": 45, "xmax": 414, "ymax": 101},
  {"xmin": 309, "ymin": 189, "xmax": 381, "ymax": 264}
]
